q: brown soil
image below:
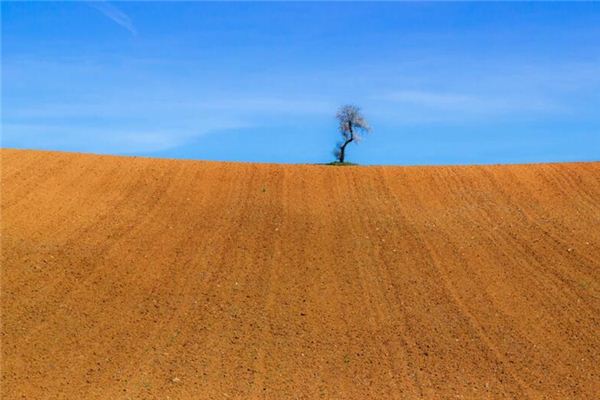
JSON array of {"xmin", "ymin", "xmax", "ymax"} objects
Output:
[{"xmin": 1, "ymin": 149, "xmax": 599, "ymax": 399}]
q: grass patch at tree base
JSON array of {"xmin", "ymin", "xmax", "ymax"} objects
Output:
[{"xmin": 324, "ymin": 161, "xmax": 359, "ymax": 166}]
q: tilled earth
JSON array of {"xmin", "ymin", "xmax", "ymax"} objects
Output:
[{"xmin": 1, "ymin": 149, "xmax": 599, "ymax": 399}]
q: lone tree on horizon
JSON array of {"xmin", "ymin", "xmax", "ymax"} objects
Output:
[{"xmin": 334, "ymin": 104, "xmax": 371, "ymax": 164}]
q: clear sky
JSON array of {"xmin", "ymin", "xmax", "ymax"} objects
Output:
[{"xmin": 3, "ymin": 1, "xmax": 599, "ymax": 165}]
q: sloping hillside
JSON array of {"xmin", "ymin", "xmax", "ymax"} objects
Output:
[{"xmin": 2, "ymin": 149, "xmax": 599, "ymax": 399}]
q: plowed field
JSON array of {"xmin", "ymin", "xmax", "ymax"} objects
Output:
[{"xmin": 1, "ymin": 149, "xmax": 599, "ymax": 399}]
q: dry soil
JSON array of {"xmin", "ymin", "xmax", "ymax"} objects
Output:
[{"xmin": 1, "ymin": 149, "xmax": 599, "ymax": 399}]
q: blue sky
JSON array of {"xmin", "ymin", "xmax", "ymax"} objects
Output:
[{"xmin": 2, "ymin": 1, "xmax": 599, "ymax": 165}]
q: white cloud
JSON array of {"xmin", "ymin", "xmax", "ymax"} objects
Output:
[
  {"xmin": 376, "ymin": 89, "xmax": 562, "ymax": 116},
  {"xmin": 1, "ymin": 122, "xmax": 246, "ymax": 154},
  {"xmin": 189, "ymin": 97, "xmax": 335, "ymax": 115},
  {"xmin": 380, "ymin": 91, "xmax": 475, "ymax": 108},
  {"xmin": 88, "ymin": 1, "xmax": 137, "ymax": 36}
]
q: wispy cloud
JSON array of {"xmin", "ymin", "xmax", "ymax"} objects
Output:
[
  {"xmin": 191, "ymin": 98, "xmax": 335, "ymax": 115},
  {"xmin": 377, "ymin": 89, "xmax": 561, "ymax": 115},
  {"xmin": 381, "ymin": 91, "xmax": 475, "ymax": 108},
  {"xmin": 89, "ymin": 1, "xmax": 137, "ymax": 36},
  {"xmin": 1, "ymin": 122, "xmax": 247, "ymax": 154},
  {"xmin": 1, "ymin": 94, "xmax": 328, "ymax": 154}
]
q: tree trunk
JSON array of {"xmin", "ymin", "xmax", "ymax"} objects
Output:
[
  {"xmin": 337, "ymin": 122, "xmax": 354, "ymax": 163},
  {"xmin": 339, "ymin": 138, "xmax": 353, "ymax": 163}
]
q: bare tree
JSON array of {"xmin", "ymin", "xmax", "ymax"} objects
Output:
[{"xmin": 334, "ymin": 105, "xmax": 371, "ymax": 163}]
